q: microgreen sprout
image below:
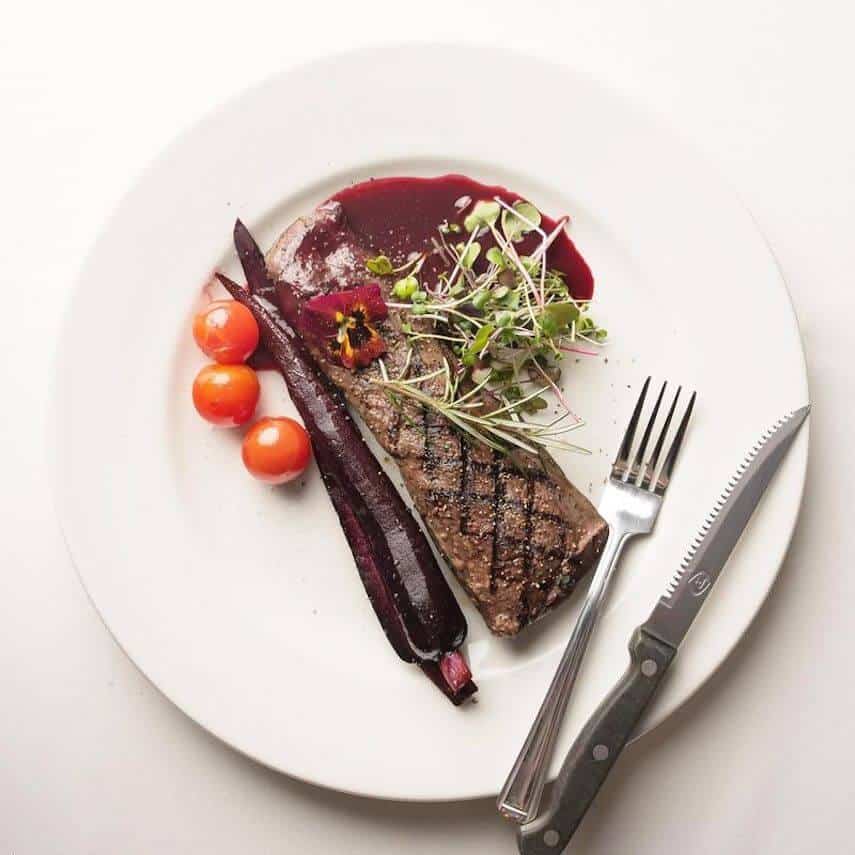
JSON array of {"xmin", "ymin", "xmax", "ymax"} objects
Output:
[
  {"xmin": 392, "ymin": 275, "xmax": 419, "ymax": 300},
  {"xmin": 463, "ymin": 200, "xmax": 500, "ymax": 233},
  {"xmin": 365, "ymin": 254, "xmax": 394, "ymax": 275},
  {"xmin": 376, "ymin": 357, "xmax": 587, "ymax": 455},
  {"xmin": 372, "ymin": 197, "xmax": 606, "ymax": 455}
]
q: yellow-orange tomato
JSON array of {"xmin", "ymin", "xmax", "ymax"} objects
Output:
[
  {"xmin": 193, "ymin": 300, "xmax": 259, "ymax": 363},
  {"xmin": 242, "ymin": 417, "xmax": 312, "ymax": 484},
  {"xmin": 192, "ymin": 363, "xmax": 260, "ymax": 427}
]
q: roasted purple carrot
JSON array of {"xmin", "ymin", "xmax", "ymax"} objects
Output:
[{"xmin": 217, "ymin": 225, "xmax": 476, "ymax": 704}]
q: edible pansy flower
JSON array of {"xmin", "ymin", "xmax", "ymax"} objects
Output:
[{"xmin": 300, "ymin": 284, "xmax": 388, "ymax": 369}]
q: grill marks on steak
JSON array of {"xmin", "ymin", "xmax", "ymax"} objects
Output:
[{"xmin": 266, "ymin": 201, "xmax": 607, "ymax": 636}]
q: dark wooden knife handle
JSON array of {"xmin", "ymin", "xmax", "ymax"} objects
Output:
[{"xmin": 517, "ymin": 627, "xmax": 677, "ymax": 854}]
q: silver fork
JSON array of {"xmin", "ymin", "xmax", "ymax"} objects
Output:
[{"xmin": 497, "ymin": 378, "xmax": 696, "ymax": 824}]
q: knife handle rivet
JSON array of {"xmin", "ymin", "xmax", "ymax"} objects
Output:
[
  {"xmin": 592, "ymin": 744, "xmax": 609, "ymax": 761},
  {"xmin": 641, "ymin": 659, "xmax": 658, "ymax": 677},
  {"xmin": 543, "ymin": 830, "xmax": 560, "ymax": 847}
]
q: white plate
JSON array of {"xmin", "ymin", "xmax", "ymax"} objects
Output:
[{"xmin": 53, "ymin": 45, "xmax": 809, "ymax": 801}]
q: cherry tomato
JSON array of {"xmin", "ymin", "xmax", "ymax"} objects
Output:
[
  {"xmin": 193, "ymin": 300, "xmax": 259, "ymax": 363},
  {"xmin": 192, "ymin": 363, "xmax": 260, "ymax": 427},
  {"xmin": 242, "ymin": 417, "xmax": 312, "ymax": 484}
]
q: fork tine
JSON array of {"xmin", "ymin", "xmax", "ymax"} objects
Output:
[
  {"xmin": 640, "ymin": 386, "xmax": 681, "ymax": 490},
  {"xmin": 612, "ymin": 377, "xmax": 650, "ymax": 480},
  {"xmin": 654, "ymin": 391, "xmax": 696, "ymax": 495},
  {"xmin": 628, "ymin": 381, "xmax": 666, "ymax": 484}
]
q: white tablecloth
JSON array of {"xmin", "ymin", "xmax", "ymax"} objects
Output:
[{"xmin": 2, "ymin": 1, "xmax": 851, "ymax": 851}]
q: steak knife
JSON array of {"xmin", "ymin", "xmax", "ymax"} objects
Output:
[{"xmin": 518, "ymin": 405, "xmax": 810, "ymax": 854}]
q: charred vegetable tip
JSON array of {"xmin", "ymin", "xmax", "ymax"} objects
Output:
[
  {"xmin": 233, "ymin": 218, "xmax": 299, "ymax": 321},
  {"xmin": 420, "ymin": 652, "xmax": 478, "ymax": 705}
]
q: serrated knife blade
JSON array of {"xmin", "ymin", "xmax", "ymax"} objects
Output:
[{"xmin": 642, "ymin": 404, "xmax": 810, "ymax": 649}]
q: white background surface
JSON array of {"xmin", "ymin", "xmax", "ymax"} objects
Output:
[{"xmin": 1, "ymin": 1, "xmax": 851, "ymax": 852}]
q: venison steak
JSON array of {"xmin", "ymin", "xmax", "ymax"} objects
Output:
[{"xmin": 266, "ymin": 199, "xmax": 607, "ymax": 636}]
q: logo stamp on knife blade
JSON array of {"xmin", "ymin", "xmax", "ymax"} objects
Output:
[{"xmin": 688, "ymin": 571, "xmax": 712, "ymax": 597}]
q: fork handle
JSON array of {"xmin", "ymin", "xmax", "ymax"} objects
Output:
[{"xmin": 497, "ymin": 528, "xmax": 629, "ymax": 824}]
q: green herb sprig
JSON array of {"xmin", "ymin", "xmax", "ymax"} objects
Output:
[{"xmin": 369, "ymin": 196, "xmax": 607, "ymax": 454}]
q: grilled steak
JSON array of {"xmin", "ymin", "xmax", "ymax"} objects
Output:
[{"xmin": 266, "ymin": 199, "xmax": 607, "ymax": 636}]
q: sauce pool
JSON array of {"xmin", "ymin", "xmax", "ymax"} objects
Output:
[{"xmin": 330, "ymin": 174, "xmax": 594, "ymax": 301}]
